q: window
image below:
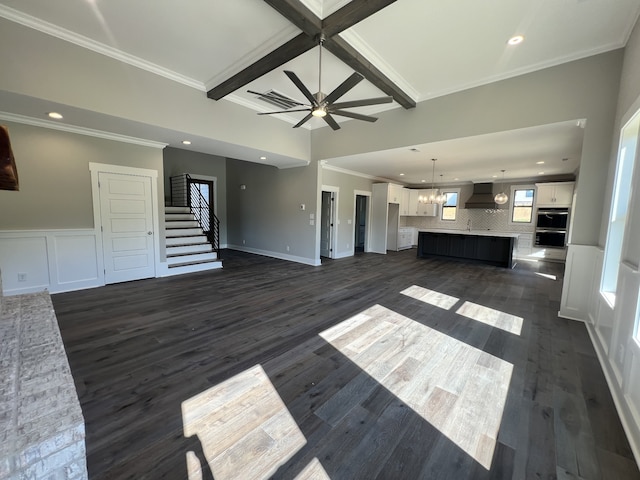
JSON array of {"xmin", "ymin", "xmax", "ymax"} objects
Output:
[
  {"xmin": 602, "ymin": 109, "xmax": 639, "ymax": 307},
  {"xmin": 441, "ymin": 190, "xmax": 459, "ymax": 221},
  {"xmin": 510, "ymin": 187, "xmax": 535, "ymax": 223}
]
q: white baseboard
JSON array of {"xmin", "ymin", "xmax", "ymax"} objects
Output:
[{"xmin": 227, "ymin": 245, "xmax": 321, "ymax": 266}]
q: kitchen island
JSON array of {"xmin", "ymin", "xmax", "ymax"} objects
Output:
[{"xmin": 417, "ymin": 229, "xmax": 519, "ymax": 268}]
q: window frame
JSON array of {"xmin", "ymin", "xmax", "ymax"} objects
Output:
[
  {"xmin": 439, "ymin": 188, "xmax": 461, "ymax": 222},
  {"xmin": 508, "ymin": 184, "xmax": 536, "ymax": 226}
]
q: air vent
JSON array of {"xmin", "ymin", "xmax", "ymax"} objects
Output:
[{"xmin": 255, "ymin": 90, "xmax": 300, "ymax": 110}]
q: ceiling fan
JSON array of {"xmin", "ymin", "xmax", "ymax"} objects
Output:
[{"xmin": 248, "ymin": 34, "xmax": 393, "ymax": 130}]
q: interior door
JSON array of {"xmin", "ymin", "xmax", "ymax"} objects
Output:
[
  {"xmin": 99, "ymin": 172, "xmax": 155, "ymax": 284},
  {"xmin": 355, "ymin": 195, "xmax": 367, "ymax": 253},
  {"xmin": 320, "ymin": 191, "xmax": 334, "ymax": 258}
]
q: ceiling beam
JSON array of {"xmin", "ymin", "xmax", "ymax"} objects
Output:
[
  {"xmin": 207, "ymin": 33, "xmax": 316, "ymax": 100},
  {"xmin": 206, "ymin": 0, "xmax": 415, "ymax": 109},
  {"xmin": 324, "ymin": 36, "xmax": 416, "ymax": 109}
]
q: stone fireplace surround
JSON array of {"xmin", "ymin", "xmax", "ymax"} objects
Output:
[{"xmin": 0, "ymin": 270, "xmax": 88, "ymax": 480}]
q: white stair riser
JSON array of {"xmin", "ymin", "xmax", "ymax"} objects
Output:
[
  {"xmin": 166, "ymin": 236, "xmax": 208, "ymax": 246},
  {"xmin": 165, "ymin": 261, "xmax": 222, "ymax": 275},
  {"xmin": 166, "ymin": 244, "xmax": 212, "ymax": 255},
  {"xmin": 165, "ymin": 227, "xmax": 203, "ymax": 237},
  {"xmin": 166, "ymin": 220, "xmax": 200, "ymax": 228},
  {"xmin": 165, "ymin": 206, "xmax": 190, "ymax": 214},
  {"xmin": 167, "ymin": 252, "xmax": 217, "ymax": 265},
  {"xmin": 165, "ymin": 214, "xmax": 194, "ymax": 221}
]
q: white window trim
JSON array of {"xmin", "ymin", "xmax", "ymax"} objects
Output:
[
  {"xmin": 439, "ymin": 188, "xmax": 461, "ymax": 222},
  {"xmin": 508, "ymin": 184, "xmax": 536, "ymax": 226}
]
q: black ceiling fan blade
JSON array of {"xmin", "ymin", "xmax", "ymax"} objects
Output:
[
  {"xmin": 323, "ymin": 113, "xmax": 341, "ymax": 130},
  {"xmin": 330, "ymin": 109, "xmax": 378, "ymax": 122},
  {"xmin": 331, "ymin": 96, "xmax": 393, "ymax": 109},
  {"xmin": 247, "ymin": 90, "xmax": 306, "ymax": 106},
  {"xmin": 258, "ymin": 108, "xmax": 311, "ymax": 115},
  {"xmin": 293, "ymin": 112, "xmax": 314, "ymax": 128},
  {"xmin": 323, "ymin": 72, "xmax": 364, "ymax": 105},
  {"xmin": 284, "ymin": 71, "xmax": 318, "ymax": 106}
]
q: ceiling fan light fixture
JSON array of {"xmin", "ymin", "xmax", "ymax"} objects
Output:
[
  {"xmin": 508, "ymin": 35, "xmax": 524, "ymax": 45},
  {"xmin": 312, "ymin": 107, "xmax": 327, "ymax": 118}
]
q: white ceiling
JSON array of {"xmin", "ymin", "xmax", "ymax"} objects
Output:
[{"xmin": 0, "ymin": 0, "xmax": 639, "ymax": 182}]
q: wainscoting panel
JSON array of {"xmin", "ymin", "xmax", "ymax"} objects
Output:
[
  {"xmin": 0, "ymin": 230, "xmax": 103, "ymax": 295},
  {"xmin": 559, "ymin": 244, "xmax": 599, "ymax": 321}
]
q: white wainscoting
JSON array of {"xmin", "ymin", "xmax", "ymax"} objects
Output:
[
  {"xmin": 0, "ymin": 229, "xmax": 103, "ymax": 295},
  {"xmin": 559, "ymin": 244, "xmax": 601, "ymax": 321}
]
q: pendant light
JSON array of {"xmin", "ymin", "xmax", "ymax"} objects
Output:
[
  {"xmin": 435, "ymin": 174, "xmax": 447, "ymax": 204},
  {"xmin": 429, "ymin": 158, "xmax": 438, "ymax": 203},
  {"xmin": 494, "ymin": 170, "xmax": 509, "ymax": 205}
]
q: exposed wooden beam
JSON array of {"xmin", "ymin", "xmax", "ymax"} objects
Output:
[
  {"xmin": 322, "ymin": 0, "xmax": 397, "ymax": 37},
  {"xmin": 207, "ymin": 0, "xmax": 415, "ymax": 109},
  {"xmin": 262, "ymin": 0, "xmax": 321, "ymax": 36},
  {"xmin": 324, "ymin": 35, "xmax": 416, "ymax": 109},
  {"xmin": 207, "ymin": 33, "xmax": 316, "ymax": 101}
]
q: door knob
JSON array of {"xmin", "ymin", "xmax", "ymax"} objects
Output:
[{"xmin": 147, "ymin": 231, "xmax": 152, "ymax": 235}]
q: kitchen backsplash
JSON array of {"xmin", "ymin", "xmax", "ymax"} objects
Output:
[{"xmin": 400, "ymin": 207, "xmax": 536, "ymax": 234}]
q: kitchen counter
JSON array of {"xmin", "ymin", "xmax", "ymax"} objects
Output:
[
  {"xmin": 417, "ymin": 230, "xmax": 518, "ymax": 268},
  {"xmin": 418, "ymin": 228, "xmax": 521, "ymax": 238}
]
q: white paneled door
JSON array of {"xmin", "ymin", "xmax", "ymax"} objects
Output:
[{"xmin": 99, "ymin": 172, "xmax": 155, "ymax": 284}]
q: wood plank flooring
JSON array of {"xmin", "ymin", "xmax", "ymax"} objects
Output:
[{"xmin": 51, "ymin": 249, "xmax": 640, "ymax": 480}]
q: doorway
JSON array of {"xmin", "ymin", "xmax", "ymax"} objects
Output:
[
  {"xmin": 320, "ymin": 190, "xmax": 335, "ymax": 258},
  {"xmin": 355, "ymin": 194, "xmax": 368, "ymax": 253},
  {"xmin": 188, "ymin": 178, "xmax": 214, "ymax": 234}
]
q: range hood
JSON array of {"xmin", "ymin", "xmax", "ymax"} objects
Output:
[{"xmin": 464, "ymin": 183, "xmax": 496, "ymax": 209}]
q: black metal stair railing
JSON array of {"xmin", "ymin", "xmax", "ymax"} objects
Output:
[{"xmin": 170, "ymin": 174, "xmax": 220, "ymax": 258}]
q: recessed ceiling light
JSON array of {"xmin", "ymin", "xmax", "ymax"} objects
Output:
[
  {"xmin": 48, "ymin": 112, "xmax": 63, "ymax": 120},
  {"xmin": 182, "ymin": 140, "xmax": 191, "ymax": 145},
  {"xmin": 536, "ymin": 161, "xmax": 545, "ymax": 165},
  {"xmin": 492, "ymin": 175, "xmax": 498, "ymax": 178},
  {"xmin": 454, "ymin": 178, "xmax": 459, "ymax": 181},
  {"xmin": 421, "ymin": 179, "xmax": 426, "ymax": 183},
  {"xmin": 538, "ymin": 171, "xmax": 545, "ymax": 175},
  {"xmin": 508, "ymin": 35, "xmax": 524, "ymax": 46},
  {"xmin": 259, "ymin": 156, "xmax": 267, "ymax": 160},
  {"xmin": 399, "ymin": 173, "xmax": 405, "ymax": 176}
]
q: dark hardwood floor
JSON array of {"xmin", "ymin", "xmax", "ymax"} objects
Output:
[{"xmin": 52, "ymin": 249, "xmax": 640, "ymax": 480}]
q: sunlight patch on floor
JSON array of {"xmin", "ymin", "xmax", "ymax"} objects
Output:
[
  {"xmin": 319, "ymin": 304, "xmax": 513, "ymax": 470},
  {"xmin": 456, "ymin": 301, "xmax": 523, "ymax": 335},
  {"xmin": 181, "ymin": 364, "xmax": 306, "ymax": 480},
  {"xmin": 400, "ymin": 285, "xmax": 460, "ymax": 309},
  {"xmin": 535, "ymin": 272, "xmax": 557, "ymax": 280}
]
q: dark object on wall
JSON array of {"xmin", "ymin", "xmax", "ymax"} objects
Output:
[{"xmin": 0, "ymin": 125, "xmax": 19, "ymax": 191}]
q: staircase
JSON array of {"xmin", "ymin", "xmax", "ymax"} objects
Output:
[{"xmin": 165, "ymin": 206, "xmax": 222, "ymax": 274}]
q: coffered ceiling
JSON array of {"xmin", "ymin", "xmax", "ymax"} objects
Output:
[{"xmin": 0, "ymin": 0, "xmax": 639, "ymax": 182}]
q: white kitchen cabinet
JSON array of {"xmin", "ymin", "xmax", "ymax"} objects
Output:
[
  {"xmin": 397, "ymin": 227, "xmax": 414, "ymax": 250},
  {"xmin": 535, "ymin": 182, "xmax": 574, "ymax": 207},
  {"xmin": 388, "ymin": 183, "xmax": 404, "ymax": 204},
  {"xmin": 400, "ymin": 188, "xmax": 411, "ymax": 215}
]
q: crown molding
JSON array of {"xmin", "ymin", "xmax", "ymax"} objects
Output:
[
  {"xmin": 321, "ymin": 162, "xmax": 390, "ymax": 182},
  {"xmin": 0, "ymin": 4, "xmax": 205, "ymax": 91},
  {"xmin": 0, "ymin": 112, "xmax": 168, "ymax": 149}
]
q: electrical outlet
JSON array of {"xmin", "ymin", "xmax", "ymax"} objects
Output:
[
  {"xmin": 242, "ymin": 239, "xmax": 245, "ymax": 245},
  {"xmin": 286, "ymin": 245, "xmax": 290, "ymax": 252},
  {"xmin": 347, "ymin": 243, "xmax": 349, "ymax": 249},
  {"xmin": 17, "ymin": 272, "xmax": 27, "ymax": 282}
]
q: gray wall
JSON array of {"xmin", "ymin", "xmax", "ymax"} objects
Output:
[
  {"xmin": 163, "ymin": 147, "xmax": 228, "ymax": 246},
  {"xmin": 0, "ymin": 121, "xmax": 164, "ymax": 230},
  {"xmin": 320, "ymin": 168, "xmax": 376, "ymax": 256},
  {"xmin": 226, "ymin": 159, "xmax": 318, "ymax": 262},
  {"xmin": 312, "ymin": 51, "xmax": 623, "ymax": 248}
]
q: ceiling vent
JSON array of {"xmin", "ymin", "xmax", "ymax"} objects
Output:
[{"xmin": 255, "ymin": 90, "xmax": 300, "ymax": 110}]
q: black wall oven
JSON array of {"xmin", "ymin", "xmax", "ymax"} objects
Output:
[{"xmin": 535, "ymin": 208, "xmax": 569, "ymax": 247}]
